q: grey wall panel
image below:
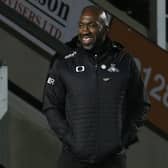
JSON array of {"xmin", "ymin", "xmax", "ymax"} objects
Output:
[
  {"xmin": 7, "ymin": 92, "xmax": 62, "ymax": 168},
  {"xmin": 0, "ymin": 27, "xmax": 49, "ymax": 101}
]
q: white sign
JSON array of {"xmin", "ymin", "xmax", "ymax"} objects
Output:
[{"xmin": 0, "ymin": 66, "xmax": 8, "ymax": 119}]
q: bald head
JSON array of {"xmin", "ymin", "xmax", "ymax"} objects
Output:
[
  {"xmin": 78, "ymin": 5, "xmax": 110, "ymax": 50},
  {"xmin": 81, "ymin": 6, "xmax": 110, "ymax": 27}
]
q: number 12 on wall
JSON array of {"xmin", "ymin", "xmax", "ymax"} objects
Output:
[{"xmin": 134, "ymin": 57, "xmax": 168, "ymax": 109}]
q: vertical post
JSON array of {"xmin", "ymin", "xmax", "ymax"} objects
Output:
[
  {"xmin": 156, "ymin": 0, "xmax": 166, "ymax": 49},
  {"xmin": 0, "ymin": 64, "xmax": 8, "ymax": 120},
  {"xmin": 149, "ymin": 0, "xmax": 156, "ymax": 42}
]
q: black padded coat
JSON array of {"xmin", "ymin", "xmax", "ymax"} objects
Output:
[{"xmin": 42, "ymin": 37, "xmax": 150, "ymax": 163}]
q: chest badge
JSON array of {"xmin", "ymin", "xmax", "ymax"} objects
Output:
[
  {"xmin": 107, "ymin": 64, "xmax": 119, "ymax": 72},
  {"xmin": 76, "ymin": 66, "xmax": 85, "ymax": 72},
  {"xmin": 101, "ymin": 64, "xmax": 107, "ymax": 70}
]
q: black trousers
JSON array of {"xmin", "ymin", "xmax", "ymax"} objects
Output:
[{"xmin": 57, "ymin": 149, "xmax": 127, "ymax": 168}]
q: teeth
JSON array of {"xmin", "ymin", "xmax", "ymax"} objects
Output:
[
  {"xmin": 83, "ymin": 37, "xmax": 92, "ymax": 41},
  {"xmin": 83, "ymin": 37, "xmax": 90, "ymax": 39}
]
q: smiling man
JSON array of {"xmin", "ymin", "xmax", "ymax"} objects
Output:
[
  {"xmin": 43, "ymin": 5, "xmax": 150, "ymax": 168},
  {"xmin": 78, "ymin": 6, "xmax": 108, "ymax": 50}
]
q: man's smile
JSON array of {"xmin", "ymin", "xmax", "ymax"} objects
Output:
[{"xmin": 82, "ymin": 36, "xmax": 94, "ymax": 44}]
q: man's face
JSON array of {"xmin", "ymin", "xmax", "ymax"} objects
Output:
[{"xmin": 78, "ymin": 10, "xmax": 107, "ymax": 50}]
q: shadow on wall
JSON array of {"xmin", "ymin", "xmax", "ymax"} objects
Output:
[{"xmin": 0, "ymin": 164, "xmax": 6, "ymax": 168}]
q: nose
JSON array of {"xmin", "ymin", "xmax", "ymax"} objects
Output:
[{"xmin": 80, "ymin": 24, "xmax": 90, "ymax": 33}]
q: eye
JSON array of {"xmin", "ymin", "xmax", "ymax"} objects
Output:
[
  {"xmin": 88, "ymin": 22, "xmax": 99, "ymax": 29},
  {"xmin": 79, "ymin": 23, "xmax": 85, "ymax": 29},
  {"xmin": 78, "ymin": 22, "xmax": 99, "ymax": 29}
]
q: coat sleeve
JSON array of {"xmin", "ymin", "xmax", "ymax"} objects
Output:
[
  {"xmin": 123, "ymin": 56, "xmax": 151, "ymax": 148},
  {"xmin": 127, "ymin": 57, "xmax": 151, "ymax": 127},
  {"xmin": 42, "ymin": 59, "xmax": 73, "ymax": 146}
]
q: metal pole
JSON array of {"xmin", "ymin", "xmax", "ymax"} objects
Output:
[
  {"xmin": 157, "ymin": 0, "xmax": 166, "ymax": 49},
  {"xmin": 0, "ymin": 64, "xmax": 8, "ymax": 120}
]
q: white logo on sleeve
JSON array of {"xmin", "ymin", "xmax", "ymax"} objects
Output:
[
  {"xmin": 64, "ymin": 51, "xmax": 77, "ymax": 59},
  {"xmin": 47, "ymin": 77, "xmax": 55, "ymax": 85}
]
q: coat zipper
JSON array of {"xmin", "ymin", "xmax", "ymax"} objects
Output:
[{"xmin": 94, "ymin": 54, "xmax": 100, "ymax": 160}]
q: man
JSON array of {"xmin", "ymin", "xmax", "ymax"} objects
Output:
[{"xmin": 43, "ymin": 5, "xmax": 150, "ymax": 168}]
